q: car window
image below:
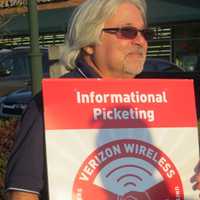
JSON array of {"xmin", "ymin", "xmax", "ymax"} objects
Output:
[
  {"xmin": 0, "ymin": 52, "xmax": 30, "ymax": 77},
  {"xmin": 144, "ymin": 59, "xmax": 179, "ymax": 72},
  {"xmin": 144, "ymin": 60, "xmax": 159, "ymax": 71},
  {"xmin": 0, "ymin": 53, "xmax": 14, "ymax": 74},
  {"xmin": 0, "ymin": 49, "xmax": 50, "ymax": 78},
  {"xmin": 12, "ymin": 53, "xmax": 30, "ymax": 76},
  {"xmin": 181, "ymin": 55, "xmax": 198, "ymax": 72},
  {"xmin": 194, "ymin": 56, "xmax": 200, "ymax": 72},
  {"xmin": 42, "ymin": 52, "xmax": 50, "ymax": 75},
  {"xmin": 144, "ymin": 59, "xmax": 169, "ymax": 71},
  {"xmin": 0, "ymin": 53, "xmax": 10, "ymax": 62}
]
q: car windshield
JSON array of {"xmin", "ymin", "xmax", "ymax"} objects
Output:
[
  {"xmin": 143, "ymin": 58, "xmax": 184, "ymax": 72},
  {"xmin": 0, "ymin": 54, "xmax": 10, "ymax": 62},
  {"xmin": 0, "ymin": 49, "xmax": 49, "ymax": 76}
]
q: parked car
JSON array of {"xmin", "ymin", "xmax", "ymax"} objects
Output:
[
  {"xmin": 143, "ymin": 58, "xmax": 184, "ymax": 72},
  {"xmin": 0, "ymin": 89, "xmax": 32, "ymax": 117},
  {"xmin": 1, "ymin": 58, "xmax": 199, "ymax": 118},
  {"xmin": 0, "ymin": 47, "xmax": 51, "ymax": 97},
  {"xmin": 139, "ymin": 59, "xmax": 200, "ymax": 120},
  {"xmin": 0, "ymin": 58, "xmax": 189, "ymax": 118}
]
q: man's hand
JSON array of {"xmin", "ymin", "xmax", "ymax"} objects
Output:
[
  {"xmin": 191, "ymin": 161, "xmax": 200, "ymax": 192},
  {"xmin": 7, "ymin": 191, "xmax": 39, "ymax": 200}
]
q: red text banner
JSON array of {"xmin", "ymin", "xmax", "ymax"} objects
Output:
[{"xmin": 42, "ymin": 79, "xmax": 197, "ymax": 130}]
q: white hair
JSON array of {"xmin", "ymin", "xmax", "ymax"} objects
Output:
[{"xmin": 60, "ymin": 0, "xmax": 147, "ymax": 69}]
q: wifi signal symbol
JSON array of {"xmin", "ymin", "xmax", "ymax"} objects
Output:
[
  {"xmin": 117, "ymin": 174, "xmax": 142, "ymax": 188},
  {"xmin": 92, "ymin": 158, "xmax": 162, "ymax": 197},
  {"xmin": 105, "ymin": 164, "xmax": 153, "ymax": 191}
]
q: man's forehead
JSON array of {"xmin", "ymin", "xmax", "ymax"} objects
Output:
[{"xmin": 103, "ymin": 2, "xmax": 144, "ymax": 25}]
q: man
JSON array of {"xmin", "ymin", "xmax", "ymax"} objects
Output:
[{"xmin": 5, "ymin": 0, "xmax": 200, "ymax": 199}]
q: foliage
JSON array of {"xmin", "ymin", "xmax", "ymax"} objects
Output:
[{"xmin": 0, "ymin": 117, "xmax": 18, "ymax": 200}]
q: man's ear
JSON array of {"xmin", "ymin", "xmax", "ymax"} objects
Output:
[{"xmin": 82, "ymin": 46, "xmax": 94, "ymax": 55}]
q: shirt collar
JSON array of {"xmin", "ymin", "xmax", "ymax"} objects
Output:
[{"xmin": 75, "ymin": 57, "xmax": 101, "ymax": 78}]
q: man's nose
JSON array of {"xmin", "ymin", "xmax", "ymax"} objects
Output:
[{"xmin": 132, "ymin": 31, "xmax": 148, "ymax": 47}]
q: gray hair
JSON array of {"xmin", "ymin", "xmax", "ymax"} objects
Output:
[{"xmin": 60, "ymin": 0, "xmax": 147, "ymax": 69}]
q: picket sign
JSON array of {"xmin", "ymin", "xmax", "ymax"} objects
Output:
[{"xmin": 42, "ymin": 79, "xmax": 199, "ymax": 200}]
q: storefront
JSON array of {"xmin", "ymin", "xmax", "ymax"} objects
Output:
[{"xmin": 147, "ymin": 21, "xmax": 200, "ymax": 72}]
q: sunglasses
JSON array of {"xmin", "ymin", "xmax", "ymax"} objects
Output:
[{"xmin": 102, "ymin": 26, "xmax": 154, "ymax": 40}]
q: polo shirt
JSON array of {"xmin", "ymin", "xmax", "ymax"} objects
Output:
[{"xmin": 5, "ymin": 60, "xmax": 100, "ymax": 200}]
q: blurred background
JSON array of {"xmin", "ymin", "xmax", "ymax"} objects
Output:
[{"xmin": 0, "ymin": 0, "xmax": 200, "ymax": 199}]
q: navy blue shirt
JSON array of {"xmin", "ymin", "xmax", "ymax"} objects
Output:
[{"xmin": 5, "ymin": 61, "xmax": 101, "ymax": 199}]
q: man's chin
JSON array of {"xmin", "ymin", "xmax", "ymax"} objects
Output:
[
  {"xmin": 123, "ymin": 64, "xmax": 144, "ymax": 78},
  {"xmin": 122, "ymin": 56, "xmax": 145, "ymax": 77}
]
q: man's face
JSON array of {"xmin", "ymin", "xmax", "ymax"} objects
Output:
[{"xmin": 85, "ymin": 2, "xmax": 148, "ymax": 78}]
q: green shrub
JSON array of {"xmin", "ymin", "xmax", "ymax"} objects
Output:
[{"xmin": 0, "ymin": 117, "xmax": 18, "ymax": 200}]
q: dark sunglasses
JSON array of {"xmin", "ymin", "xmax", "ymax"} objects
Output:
[{"xmin": 102, "ymin": 26, "xmax": 155, "ymax": 40}]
